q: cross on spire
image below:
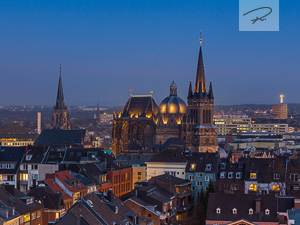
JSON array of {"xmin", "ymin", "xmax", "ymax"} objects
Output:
[{"xmin": 200, "ymin": 30, "xmax": 203, "ymax": 46}]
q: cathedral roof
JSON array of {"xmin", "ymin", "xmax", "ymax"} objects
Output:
[{"xmin": 120, "ymin": 95, "xmax": 158, "ymax": 118}]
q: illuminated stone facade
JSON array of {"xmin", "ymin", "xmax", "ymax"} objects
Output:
[{"xmin": 112, "ymin": 41, "xmax": 218, "ymax": 155}]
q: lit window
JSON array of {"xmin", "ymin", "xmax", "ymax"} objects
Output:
[
  {"xmin": 216, "ymin": 208, "xmax": 221, "ymax": 214},
  {"xmin": 232, "ymin": 208, "xmax": 237, "ymax": 214},
  {"xmin": 250, "ymin": 173, "xmax": 256, "ymax": 179},
  {"xmin": 265, "ymin": 209, "xmax": 270, "ymax": 215},
  {"xmin": 24, "ymin": 214, "xmax": 30, "ymax": 223},
  {"xmin": 272, "ymin": 185, "xmax": 280, "ymax": 191},
  {"xmin": 31, "ymin": 212, "xmax": 36, "ymax": 220},
  {"xmin": 190, "ymin": 164, "xmax": 196, "ymax": 171},
  {"xmin": 249, "ymin": 208, "xmax": 253, "ymax": 215},
  {"xmin": 249, "ymin": 184, "xmax": 257, "ymax": 191},
  {"xmin": 220, "ymin": 172, "xmax": 226, "ymax": 178},
  {"xmin": 56, "ymin": 212, "xmax": 60, "ymax": 219}
]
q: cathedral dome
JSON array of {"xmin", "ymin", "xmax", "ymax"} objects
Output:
[{"xmin": 159, "ymin": 81, "xmax": 187, "ymax": 124}]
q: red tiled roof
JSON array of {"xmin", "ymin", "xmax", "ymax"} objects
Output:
[
  {"xmin": 44, "ymin": 178, "xmax": 72, "ymax": 200},
  {"xmin": 55, "ymin": 171, "xmax": 88, "ymax": 193}
]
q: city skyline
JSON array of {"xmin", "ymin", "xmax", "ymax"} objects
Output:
[{"xmin": 1, "ymin": 0, "xmax": 299, "ymax": 106}]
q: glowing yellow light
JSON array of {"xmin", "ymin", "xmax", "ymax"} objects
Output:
[{"xmin": 280, "ymin": 95, "xmax": 284, "ymax": 98}]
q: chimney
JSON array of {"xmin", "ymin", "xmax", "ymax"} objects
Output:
[
  {"xmin": 107, "ymin": 189, "xmax": 113, "ymax": 202},
  {"xmin": 294, "ymin": 199, "xmax": 300, "ymax": 208},
  {"xmin": 37, "ymin": 112, "xmax": 41, "ymax": 134},
  {"xmin": 255, "ymin": 198, "xmax": 261, "ymax": 213}
]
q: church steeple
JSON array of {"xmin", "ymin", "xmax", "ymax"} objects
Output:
[
  {"xmin": 188, "ymin": 80, "xmax": 193, "ymax": 99},
  {"xmin": 194, "ymin": 34, "xmax": 207, "ymax": 97},
  {"xmin": 55, "ymin": 64, "xmax": 65, "ymax": 109},
  {"xmin": 208, "ymin": 80, "xmax": 214, "ymax": 99}
]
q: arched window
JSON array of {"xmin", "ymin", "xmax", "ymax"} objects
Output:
[
  {"xmin": 265, "ymin": 209, "xmax": 270, "ymax": 215},
  {"xmin": 216, "ymin": 208, "xmax": 221, "ymax": 214},
  {"xmin": 144, "ymin": 125, "xmax": 153, "ymax": 147}
]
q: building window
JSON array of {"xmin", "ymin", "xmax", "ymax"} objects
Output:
[
  {"xmin": 236, "ymin": 173, "xmax": 242, "ymax": 179},
  {"xmin": 291, "ymin": 174, "xmax": 298, "ymax": 182},
  {"xmin": 197, "ymin": 181, "xmax": 202, "ymax": 186},
  {"xmin": 216, "ymin": 208, "xmax": 221, "ymax": 214},
  {"xmin": 228, "ymin": 172, "xmax": 233, "ymax": 179},
  {"xmin": 249, "ymin": 184, "xmax": 257, "ymax": 192},
  {"xmin": 249, "ymin": 208, "xmax": 253, "ymax": 215},
  {"xmin": 190, "ymin": 164, "xmax": 196, "ymax": 171},
  {"xmin": 189, "ymin": 175, "xmax": 195, "ymax": 181},
  {"xmin": 232, "ymin": 208, "xmax": 237, "ymax": 214},
  {"xmin": 205, "ymin": 164, "xmax": 212, "ymax": 171},
  {"xmin": 272, "ymin": 185, "xmax": 280, "ymax": 191},
  {"xmin": 196, "ymin": 173, "xmax": 203, "ymax": 178},
  {"xmin": 205, "ymin": 176, "xmax": 210, "ymax": 181},
  {"xmin": 24, "ymin": 214, "xmax": 30, "ymax": 223},
  {"xmin": 56, "ymin": 212, "xmax": 60, "ymax": 219},
  {"xmin": 265, "ymin": 209, "xmax": 270, "ymax": 215},
  {"xmin": 31, "ymin": 212, "xmax": 36, "ymax": 220},
  {"xmin": 250, "ymin": 173, "xmax": 256, "ymax": 179},
  {"xmin": 220, "ymin": 163, "xmax": 226, "ymax": 169},
  {"xmin": 220, "ymin": 172, "xmax": 226, "ymax": 178},
  {"xmin": 273, "ymin": 173, "xmax": 280, "ymax": 180}
]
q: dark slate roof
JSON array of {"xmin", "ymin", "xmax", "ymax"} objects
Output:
[
  {"xmin": 149, "ymin": 174, "xmax": 190, "ymax": 186},
  {"xmin": 185, "ymin": 152, "xmax": 219, "ymax": 173},
  {"xmin": 34, "ymin": 129, "xmax": 86, "ymax": 146},
  {"xmin": 0, "ymin": 134, "xmax": 38, "ymax": 139},
  {"xmin": 277, "ymin": 197, "xmax": 295, "ymax": 212},
  {"xmin": 0, "ymin": 185, "xmax": 43, "ymax": 215},
  {"xmin": 28, "ymin": 186, "xmax": 62, "ymax": 210},
  {"xmin": 207, "ymin": 193, "xmax": 278, "ymax": 223},
  {"xmin": 71, "ymin": 172, "xmax": 95, "ymax": 186},
  {"xmin": 216, "ymin": 158, "xmax": 245, "ymax": 182},
  {"xmin": 244, "ymin": 158, "xmax": 286, "ymax": 183},
  {"xmin": 147, "ymin": 147, "xmax": 187, "ymax": 163},
  {"xmin": 116, "ymin": 154, "xmax": 154, "ymax": 167},
  {"xmin": 22, "ymin": 146, "xmax": 49, "ymax": 164},
  {"xmin": 0, "ymin": 147, "xmax": 24, "ymax": 175},
  {"xmin": 120, "ymin": 96, "xmax": 158, "ymax": 118},
  {"xmin": 55, "ymin": 211, "xmax": 90, "ymax": 225}
]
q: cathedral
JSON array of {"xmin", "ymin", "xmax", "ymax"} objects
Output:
[
  {"xmin": 51, "ymin": 65, "xmax": 70, "ymax": 130},
  {"xmin": 112, "ymin": 39, "xmax": 218, "ymax": 155}
]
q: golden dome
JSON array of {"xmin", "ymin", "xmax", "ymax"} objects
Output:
[{"xmin": 159, "ymin": 81, "xmax": 187, "ymax": 124}]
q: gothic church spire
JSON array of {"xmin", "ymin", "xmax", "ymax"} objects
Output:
[{"xmin": 55, "ymin": 64, "xmax": 65, "ymax": 109}]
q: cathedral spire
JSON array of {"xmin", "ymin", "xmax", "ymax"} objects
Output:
[
  {"xmin": 188, "ymin": 80, "xmax": 193, "ymax": 99},
  {"xmin": 194, "ymin": 33, "xmax": 207, "ymax": 96},
  {"xmin": 55, "ymin": 64, "xmax": 65, "ymax": 109},
  {"xmin": 208, "ymin": 80, "xmax": 214, "ymax": 99}
]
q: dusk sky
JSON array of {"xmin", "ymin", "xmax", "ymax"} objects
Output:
[{"xmin": 1, "ymin": 0, "xmax": 299, "ymax": 107}]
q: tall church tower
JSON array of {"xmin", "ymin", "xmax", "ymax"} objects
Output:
[
  {"xmin": 183, "ymin": 36, "xmax": 218, "ymax": 153},
  {"xmin": 51, "ymin": 65, "xmax": 70, "ymax": 130}
]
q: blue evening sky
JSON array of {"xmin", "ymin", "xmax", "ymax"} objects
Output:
[{"xmin": 0, "ymin": 0, "xmax": 299, "ymax": 106}]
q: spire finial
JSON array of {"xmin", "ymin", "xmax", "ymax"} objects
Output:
[
  {"xmin": 150, "ymin": 91, "xmax": 153, "ymax": 97},
  {"xmin": 129, "ymin": 88, "xmax": 133, "ymax": 97},
  {"xmin": 60, "ymin": 64, "xmax": 62, "ymax": 76},
  {"xmin": 199, "ymin": 30, "xmax": 203, "ymax": 46}
]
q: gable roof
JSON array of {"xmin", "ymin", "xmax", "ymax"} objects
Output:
[
  {"xmin": 147, "ymin": 147, "xmax": 187, "ymax": 163},
  {"xmin": 34, "ymin": 129, "xmax": 87, "ymax": 146},
  {"xmin": 185, "ymin": 152, "xmax": 219, "ymax": 173},
  {"xmin": 28, "ymin": 186, "xmax": 62, "ymax": 210}
]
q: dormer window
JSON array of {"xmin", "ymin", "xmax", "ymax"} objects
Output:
[
  {"xmin": 265, "ymin": 209, "xmax": 270, "ymax": 215},
  {"xmin": 190, "ymin": 164, "xmax": 196, "ymax": 171},
  {"xmin": 228, "ymin": 172, "xmax": 234, "ymax": 179},
  {"xmin": 249, "ymin": 208, "xmax": 253, "ymax": 215},
  {"xmin": 236, "ymin": 172, "xmax": 242, "ymax": 179},
  {"xmin": 216, "ymin": 208, "xmax": 221, "ymax": 214},
  {"xmin": 220, "ymin": 172, "xmax": 226, "ymax": 178},
  {"xmin": 220, "ymin": 163, "xmax": 226, "ymax": 169},
  {"xmin": 206, "ymin": 164, "xmax": 212, "ymax": 171},
  {"xmin": 26, "ymin": 155, "xmax": 33, "ymax": 161},
  {"xmin": 232, "ymin": 208, "xmax": 237, "ymax": 214},
  {"xmin": 250, "ymin": 173, "xmax": 256, "ymax": 179}
]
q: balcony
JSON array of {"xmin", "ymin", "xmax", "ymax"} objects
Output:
[{"xmin": 177, "ymin": 190, "xmax": 191, "ymax": 198}]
